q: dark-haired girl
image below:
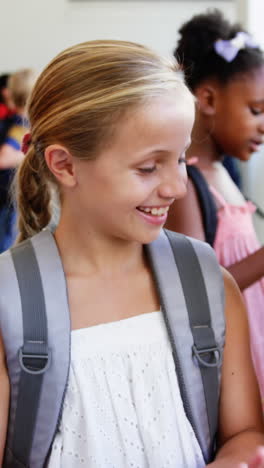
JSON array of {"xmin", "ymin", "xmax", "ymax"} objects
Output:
[{"xmin": 166, "ymin": 9, "xmax": 264, "ymax": 405}]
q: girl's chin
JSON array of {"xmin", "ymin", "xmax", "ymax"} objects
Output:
[
  {"xmin": 237, "ymin": 152, "xmax": 253, "ymax": 162},
  {"xmin": 137, "ymin": 227, "xmax": 164, "ymax": 245}
]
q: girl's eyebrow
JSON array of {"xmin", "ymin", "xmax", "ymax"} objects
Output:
[
  {"xmin": 133, "ymin": 149, "xmax": 167, "ymax": 164},
  {"xmin": 135, "ymin": 139, "xmax": 192, "ymax": 164}
]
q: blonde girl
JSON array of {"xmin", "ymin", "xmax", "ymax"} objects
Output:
[{"xmin": 0, "ymin": 40, "xmax": 264, "ymax": 467}]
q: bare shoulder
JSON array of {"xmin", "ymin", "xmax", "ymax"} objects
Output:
[
  {"xmin": 222, "ymin": 266, "xmax": 243, "ymax": 307},
  {"xmin": 221, "ymin": 266, "xmax": 252, "ymax": 359},
  {"xmin": 218, "ymin": 267, "xmax": 264, "ymax": 444},
  {"xmin": 165, "ymin": 176, "xmax": 205, "ymax": 240},
  {"xmin": 221, "ymin": 267, "xmax": 250, "ymax": 327}
]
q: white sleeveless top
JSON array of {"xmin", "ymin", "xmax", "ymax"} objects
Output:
[{"xmin": 48, "ymin": 311, "xmax": 205, "ymax": 468}]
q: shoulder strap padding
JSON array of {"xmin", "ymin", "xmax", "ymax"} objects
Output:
[
  {"xmin": 145, "ymin": 230, "xmax": 225, "ymax": 463},
  {"xmin": 0, "ymin": 230, "xmax": 71, "ymax": 468}
]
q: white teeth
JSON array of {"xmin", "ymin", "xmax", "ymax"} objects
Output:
[{"xmin": 139, "ymin": 206, "xmax": 169, "ymax": 216}]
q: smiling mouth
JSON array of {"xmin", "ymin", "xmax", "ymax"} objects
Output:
[{"xmin": 137, "ymin": 206, "xmax": 169, "ymax": 216}]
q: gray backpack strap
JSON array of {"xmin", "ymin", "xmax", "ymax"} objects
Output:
[
  {"xmin": 165, "ymin": 230, "xmax": 221, "ymax": 454},
  {"xmin": 10, "ymin": 240, "xmax": 50, "ymax": 467},
  {"xmin": 145, "ymin": 229, "xmax": 225, "ymax": 463},
  {"xmin": 2, "ymin": 230, "xmax": 71, "ymax": 468}
]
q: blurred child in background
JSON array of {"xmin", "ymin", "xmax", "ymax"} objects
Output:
[
  {"xmin": 165, "ymin": 9, "xmax": 264, "ymax": 405},
  {"xmin": 0, "ymin": 68, "xmax": 37, "ymax": 252}
]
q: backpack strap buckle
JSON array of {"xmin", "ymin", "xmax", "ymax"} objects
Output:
[
  {"xmin": 19, "ymin": 347, "xmax": 51, "ymax": 375},
  {"xmin": 192, "ymin": 344, "xmax": 222, "ymax": 368}
]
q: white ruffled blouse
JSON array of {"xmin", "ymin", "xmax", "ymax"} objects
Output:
[{"xmin": 48, "ymin": 311, "xmax": 205, "ymax": 468}]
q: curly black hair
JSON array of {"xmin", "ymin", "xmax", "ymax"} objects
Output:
[{"xmin": 175, "ymin": 9, "xmax": 263, "ymax": 90}]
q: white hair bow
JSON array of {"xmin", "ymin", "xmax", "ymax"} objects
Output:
[{"xmin": 214, "ymin": 32, "xmax": 259, "ymax": 62}]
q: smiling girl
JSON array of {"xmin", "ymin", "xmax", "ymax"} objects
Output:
[{"xmin": 0, "ymin": 40, "xmax": 264, "ymax": 468}]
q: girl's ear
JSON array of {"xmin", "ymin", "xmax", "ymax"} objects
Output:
[
  {"xmin": 44, "ymin": 145, "xmax": 77, "ymax": 188},
  {"xmin": 194, "ymin": 83, "xmax": 218, "ymax": 116}
]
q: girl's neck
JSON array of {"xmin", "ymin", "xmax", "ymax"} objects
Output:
[
  {"xmin": 54, "ymin": 212, "xmax": 145, "ymax": 277},
  {"xmin": 187, "ymin": 115, "xmax": 223, "ymax": 170}
]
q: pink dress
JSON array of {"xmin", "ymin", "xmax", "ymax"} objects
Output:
[{"xmin": 210, "ymin": 186, "xmax": 264, "ymax": 404}]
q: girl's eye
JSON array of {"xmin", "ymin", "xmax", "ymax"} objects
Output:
[
  {"xmin": 138, "ymin": 166, "xmax": 156, "ymax": 174},
  {"xmin": 250, "ymin": 107, "xmax": 263, "ymax": 116}
]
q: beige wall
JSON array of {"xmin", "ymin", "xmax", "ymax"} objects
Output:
[{"xmin": 2, "ymin": 0, "xmax": 236, "ymax": 73}]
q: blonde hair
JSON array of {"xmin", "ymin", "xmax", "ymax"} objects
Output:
[
  {"xmin": 8, "ymin": 68, "xmax": 37, "ymax": 109},
  {"xmin": 15, "ymin": 40, "xmax": 190, "ymax": 242}
]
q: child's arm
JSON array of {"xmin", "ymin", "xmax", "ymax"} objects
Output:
[
  {"xmin": 0, "ymin": 144, "xmax": 24, "ymax": 169},
  {"xmin": 0, "ymin": 331, "xmax": 10, "ymax": 465},
  {"xmin": 227, "ymin": 248, "xmax": 264, "ymax": 290},
  {"xmin": 0, "ymin": 121, "xmax": 26, "ymax": 169},
  {"xmin": 165, "ymin": 179, "xmax": 264, "ymax": 291},
  {"xmin": 207, "ymin": 269, "xmax": 264, "ymax": 467}
]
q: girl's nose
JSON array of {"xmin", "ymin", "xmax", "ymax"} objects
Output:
[{"xmin": 158, "ymin": 169, "xmax": 187, "ymax": 201}]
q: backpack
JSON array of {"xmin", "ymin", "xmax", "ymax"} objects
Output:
[
  {"xmin": 187, "ymin": 164, "xmax": 264, "ymax": 245},
  {"xmin": 187, "ymin": 165, "xmax": 218, "ymax": 247},
  {"xmin": 0, "ymin": 228, "xmax": 225, "ymax": 467}
]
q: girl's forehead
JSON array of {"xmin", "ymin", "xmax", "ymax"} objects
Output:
[
  {"xmin": 222, "ymin": 67, "xmax": 264, "ymax": 99},
  {"xmin": 127, "ymin": 95, "xmax": 193, "ymax": 133},
  {"xmin": 94, "ymin": 95, "xmax": 194, "ymax": 164},
  {"xmin": 112, "ymin": 92, "xmax": 192, "ymax": 133}
]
